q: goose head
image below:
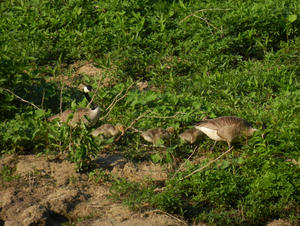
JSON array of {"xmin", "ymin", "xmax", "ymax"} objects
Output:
[{"xmin": 78, "ymin": 83, "xmax": 92, "ymax": 93}]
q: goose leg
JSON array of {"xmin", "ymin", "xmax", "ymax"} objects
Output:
[
  {"xmin": 227, "ymin": 141, "xmax": 231, "ymax": 148},
  {"xmin": 210, "ymin": 141, "xmax": 217, "ymax": 151}
]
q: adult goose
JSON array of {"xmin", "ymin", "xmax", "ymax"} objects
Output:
[
  {"xmin": 48, "ymin": 84, "xmax": 100, "ymax": 127},
  {"xmin": 194, "ymin": 116, "xmax": 258, "ymax": 149}
]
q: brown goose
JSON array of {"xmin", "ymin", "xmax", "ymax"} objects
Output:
[
  {"xmin": 194, "ymin": 116, "xmax": 257, "ymax": 149},
  {"xmin": 91, "ymin": 124, "xmax": 125, "ymax": 138},
  {"xmin": 48, "ymin": 84, "xmax": 100, "ymax": 127},
  {"xmin": 141, "ymin": 127, "xmax": 174, "ymax": 145},
  {"xmin": 179, "ymin": 128, "xmax": 204, "ymax": 144}
]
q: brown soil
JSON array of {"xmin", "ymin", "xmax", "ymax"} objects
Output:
[
  {"xmin": 0, "ymin": 153, "xmax": 295, "ymax": 226},
  {"xmin": 46, "ymin": 61, "xmax": 117, "ymax": 88},
  {"xmin": 266, "ymin": 219, "xmax": 292, "ymax": 226},
  {"xmin": 0, "ymin": 154, "xmax": 188, "ymax": 226}
]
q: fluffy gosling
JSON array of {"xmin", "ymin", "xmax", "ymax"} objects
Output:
[
  {"xmin": 179, "ymin": 128, "xmax": 204, "ymax": 144},
  {"xmin": 141, "ymin": 127, "xmax": 174, "ymax": 145},
  {"xmin": 91, "ymin": 124, "xmax": 125, "ymax": 138}
]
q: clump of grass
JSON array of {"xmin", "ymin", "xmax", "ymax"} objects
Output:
[
  {"xmin": 0, "ymin": 165, "xmax": 19, "ymax": 187},
  {"xmin": 88, "ymin": 168, "xmax": 111, "ymax": 184}
]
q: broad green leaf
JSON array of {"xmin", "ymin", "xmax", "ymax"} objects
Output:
[
  {"xmin": 151, "ymin": 153, "xmax": 162, "ymax": 163},
  {"xmin": 178, "ymin": 0, "xmax": 186, "ymax": 9},
  {"xmin": 287, "ymin": 14, "xmax": 297, "ymax": 23},
  {"xmin": 35, "ymin": 109, "xmax": 45, "ymax": 118}
]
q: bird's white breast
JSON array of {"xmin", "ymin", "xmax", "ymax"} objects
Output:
[{"xmin": 195, "ymin": 126, "xmax": 223, "ymax": 141}]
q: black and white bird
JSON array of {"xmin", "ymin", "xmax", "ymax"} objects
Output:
[{"xmin": 48, "ymin": 84, "xmax": 100, "ymax": 127}]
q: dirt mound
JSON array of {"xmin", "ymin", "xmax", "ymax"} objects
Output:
[
  {"xmin": 266, "ymin": 219, "xmax": 292, "ymax": 226},
  {"xmin": 0, "ymin": 186, "xmax": 68, "ymax": 225},
  {"xmin": 75, "ymin": 62, "xmax": 116, "ymax": 87},
  {"xmin": 111, "ymin": 161, "xmax": 168, "ymax": 183},
  {"xmin": 78, "ymin": 211, "xmax": 185, "ymax": 226},
  {"xmin": 15, "ymin": 155, "xmax": 79, "ymax": 186},
  {"xmin": 93, "ymin": 153, "xmax": 169, "ymax": 183},
  {"xmin": 46, "ymin": 61, "xmax": 117, "ymax": 87},
  {"xmin": 0, "ymin": 154, "xmax": 186, "ymax": 225}
]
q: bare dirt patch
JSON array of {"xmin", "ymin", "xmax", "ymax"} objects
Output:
[
  {"xmin": 47, "ymin": 61, "xmax": 117, "ymax": 88},
  {"xmin": 266, "ymin": 219, "xmax": 292, "ymax": 226},
  {"xmin": 0, "ymin": 154, "xmax": 187, "ymax": 225}
]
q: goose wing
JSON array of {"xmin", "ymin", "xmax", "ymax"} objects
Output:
[
  {"xmin": 48, "ymin": 109, "xmax": 73, "ymax": 122},
  {"xmin": 216, "ymin": 124, "xmax": 242, "ymax": 142},
  {"xmin": 196, "ymin": 116, "xmax": 250, "ymax": 129},
  {"xmin": 195, "ymin": 119, "xmax": 219, "ymax": 130}
]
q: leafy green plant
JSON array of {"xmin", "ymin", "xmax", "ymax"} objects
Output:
[
  {"xmin": 0, "ymin": 0, "xmax": 299, "ymax": 224},
  {"xmin": 0, "ymin": 109, "xmax": 49, "ymax": 154},
  {"xmin": 47, "ymin": 115, "xmax": 99, "ymax": 172}
]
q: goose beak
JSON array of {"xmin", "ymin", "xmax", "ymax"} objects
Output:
[{"xmin": 117, "ymin": 125, "xmax": 125, "ymax": 136}]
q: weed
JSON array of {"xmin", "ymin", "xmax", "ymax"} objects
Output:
[
  {"xmin": 0, "ymin": 165, "xmax": 19, "ymax": 187},
  {"xmin": 88, "ymin": 169, "xmax": 111, "ymax": 184}
]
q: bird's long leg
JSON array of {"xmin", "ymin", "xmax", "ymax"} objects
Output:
[
  {"xmin": 210, "ymin": 141, "xmax": 217, "ymax": 151},
  {"xmin": 227, "ymin": 141, "xmax": 232, "ymax": 148}
]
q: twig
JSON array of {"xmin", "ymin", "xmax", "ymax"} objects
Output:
[
  {"xmin": 180, "ymin": 146, "xmax": 234, "ymax": 181},
  {"xmin": 181, "ymin": 8, "xmax": 232, "ymax": 23},
  {"xmin": 115, "ymin": 110, "xmax": 151, "ymax": 142},
  {"xmin": 1, "ymin": 87, "xmax": 41, "ymax": 110},
  {"xmin": 181, "ymin": 8, "xmax": 232, "ymax": 36},
  {"xmin": 59, "ymin": 74, "xmax": 64, "ymax": 153},
  {"xmin": 87, "ymin": 73, "xmax": 103, "ymax": 109},
  {"xmin": 105, "ymin": 87, "xmax": 124, "ymax": 111},
  {"xmin": 146, "ymin": 111, "xmax": 185, "ymax": 119},
  {"xmin": 100, "ymin": 82, "xmax": 134, "ymax": 120},
  {"xmin": 150, "ymin": 209, "xmax": 188, "ymax": 225},
  {"xmin": 171, "ymin": 145, "xmax": 198, "ymax": 179},
  {"xmin": 194, "ymin": 15, "xmax": 219, "ymax": 34},
  {"xmin": 41, "ymin": 89, "xmax": 45, "ymax": 110},
  {"xmin": 126, "ymin": 110, "xmax": 151, "ymax": 131}
]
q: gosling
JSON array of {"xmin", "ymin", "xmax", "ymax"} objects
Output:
[
  {"xmin": 91, "ymin": 124, "xmax": 125, "ymax": 138},
  {"xmin": 141, "ymin": 127, "xmax": 174, "ymax": 146},
  {"xmin": 179, "ymin": 128, "xmax": 204, "ymax": 144}
]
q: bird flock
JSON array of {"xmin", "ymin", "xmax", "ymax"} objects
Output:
[{"xmin": 48, "ymin": 84, "xmax": 263, "ymax": 149}]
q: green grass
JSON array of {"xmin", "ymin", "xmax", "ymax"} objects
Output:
[
  {"xmin": 0, "ymin": 0, "xmax": 299, "ymax": 224},
  {"xmin": 0, "ymin": 165, "xmax": 19, "ymax": 187}
]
